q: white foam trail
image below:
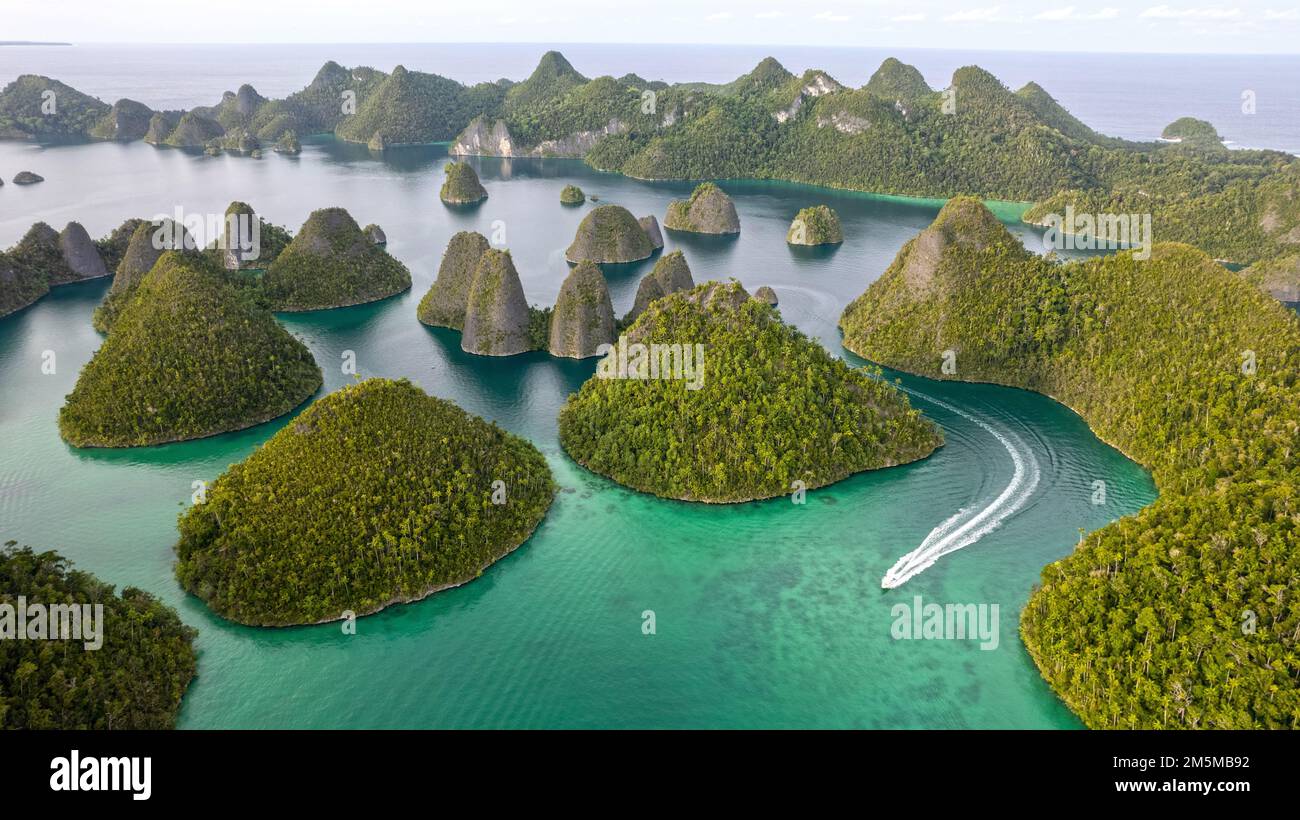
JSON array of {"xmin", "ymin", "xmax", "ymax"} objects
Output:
[{"xmin": 880, "ymin": 389, "xmax": 1041, "ymax": 589}]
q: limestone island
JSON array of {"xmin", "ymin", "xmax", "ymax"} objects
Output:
[
  {"xmin": 93, "ymin": 218, "xmax": 193, "ymax": 333},
  {"xmin": 0, "ymin": 544, "xmax": 197, "ymax": 729},
  {"xmin": 59, "ymin": 251, "xmax": 322, "ymax": 447},
  {"xmin": 787, "ymin": 205, "xmax": 843, "ymax": 246},
  {"xmin": 461, "ymin": 249, "xmax": 532, "ymax": 356},
  {"xmin": 664, "ymin": 183, "xmax": 741, "ymax": 235},
  {"xmin": 564, "ymin": 204, "xmax": 657, "ymax": 263},
  {"xmin": 549, "ymin": 260, "xmax": 615, "ymax": 358},
  {"xmin": 439, "ymin": 161, "xmax": 487, "ymax": 205},
  {"xmin": 208, "ymin": 201, "xmax": 292, "ymax": 271},
  {"xmin": 560, "ymin": 184, "xmax": 585, "ymax": 205},
  {"xmin": 839, "ymin": 196, "xmax": 1300, "ymax": 729},
  {"xmin": 262, "ymin": 207, "xmax": 411, "ymax": 311},
  {"xmin": 418, "ymin": 231, "xmax": 491, "ymax": 330},
  {"xmin": 174, "ymin": 377, "xmax": 556, "ymax": 626},
  {"xmin": 558, "ymin": 280, "xmax": 942, "ymax": 502},
  {"xmin": 626, "ymin": 249, "xmax": 694, "ymax": 324},
  {"xmin": 13, "ymin": 171, "xmax": 44, "ymax": 185},
  {"xmin": 9, "ymin": 221, "xmax": 108, "ymax": 286},
  {"xmin": 754, "ymin": 285, "xmax": 779, "ymax": 306}
]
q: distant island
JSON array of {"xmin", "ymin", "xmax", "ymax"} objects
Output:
[
  {"xmin": 3, "ymin": 50, "xmax": 1298, "ymax": 265},
  {"xmin": 0, "ymin": 41, "xmax": 71, "ymax": 46}
]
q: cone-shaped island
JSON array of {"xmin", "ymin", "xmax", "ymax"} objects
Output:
[
  {"xmin": 262, "ymin": 207, "xmax": 411, "ymax": 311},
  {"xmin": 175, "ymin": 378, "xmax": 556, "ymax": 626}
]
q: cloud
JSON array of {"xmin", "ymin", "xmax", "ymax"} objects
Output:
[
  {"xmin": 891, "ymin": 13, "xmax": 926, "ymax": 22},
  {"xmin": 1138, "ymin": 5, "xmax": 1242, "ymax": 19},
  {"xmin": 705, "ymin": 11, "xmax": 733, "ymax": 21},
  {"xmin": 755, "ymin": 10, "xmax": 786, "ymax": 18},
  {"xmin": 942, "ymin": 6, "xmax": 1006, "ymax": 23},
  {"xmin": 1034, "ymin": 6, "xmax": 1121, "ymax": 20},
  {"xmin": 1263, "ymin": 8, "xmax": 1300, "ymax": 19},
  {"xmin": 814, "ymin": 10, "xmax": 851, "ymax": 21}
]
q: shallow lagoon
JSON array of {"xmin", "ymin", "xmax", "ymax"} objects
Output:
[{"xmin": 0, "ymin": 138, "xmax": 1155, "ymax": 727}]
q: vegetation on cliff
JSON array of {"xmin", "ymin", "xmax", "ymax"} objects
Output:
[
  {"xmin": 439, "ymin": 161, "xmax": 488, "ymax": 204},
  {"xmin": 93, "ymin": 219, "xmax": 193, "ymax": 334},
  {"xmin": 0, "ymin": 250, "xmax": 49, "ymax": 318},
  {"xmin": 418, "ymin": 231, "xmax": 491, "ymax": 330},
  {"xmin": 664, "ymin": 183, "xmax": 741, "ymax": 234},
  {"xmin": 174, "ymin": 378, "xmax": 556, "ymax": 626},
  {"xmin": 262, "ymin": 207, "xmax": 411, "ymax": 311},
  {"xmin": 626, "ymin": 249, "xmax": 694, "ymax": 324},
  {"xmin": 462, "ymin": 249, "xmax": 532, "ymax": 356},
  {"xmin": 548, "ymin": 260, "xmax": 615, "ymax": 358},
  {"xmin": 560, "ymin": 184, "xmax": 585, "ymax": 205},
  {"xmin": 0, "ymin": 543, "xmax": 197, "ymax": 729},
  {"xmin": 559, "ymin": 280, "xmax": 942, "ymax": 502},
  {"xmin": 60, "ymin": 252, "xmax": 321, "ymax": 447},
  {"xmin": 564, "ymin": 204, "xmax": 655, "ymax": 263},
  {"xmin": 840, "ymin": 197, "xmax": 1300, "ymax": 728},
  {"xmin": 787, "ymin": 205, "xmax": 843, "ymax": 245}
]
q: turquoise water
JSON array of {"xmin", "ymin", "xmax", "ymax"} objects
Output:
[{"xmin": 0, "ymin": 139, "xmax": 1156, "ymax": 727}]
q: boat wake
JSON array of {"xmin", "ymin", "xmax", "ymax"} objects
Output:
[{"xmin": 880, "ymin": 389, "xmax": 1041, "ymax": 589}]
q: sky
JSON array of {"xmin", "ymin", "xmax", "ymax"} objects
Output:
[{"xmin": 2, "ymin": 1, "xmax": 1299, "ymax": 53}]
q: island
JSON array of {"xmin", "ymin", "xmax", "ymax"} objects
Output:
[
  {"xmin": 461, "ymin": 249, "xmax": 532, "ymax": 356},
  {"xmin": 59, "ymin": 251, "xmax": 322, "ymax": 447},
  {"xmin": 559, "ymin": 280, "xmax": 942, "ymax": 502},
  {"xmin": 839, "ymin": 196, "xmax": 1300, "ymax": 729},
  {"xmin": 439, "ymin": 161, "xmax": 488, "ymax": 205},
  {"xmin": 753, "ymin": 285, "xmax": 778, "ymax": 305},
  {"xmin": 786, "ymin": 205, "xmax": 843, "ymax": 245},
  {"xmin": 262, "ymin": 207, "xmax": 411, "ymax": 311},
  {"xmin": 664, "ymin": 182, "xmax": 740, "ymax": 235},
  {"xmin": 1161, "ymin": 116, "xmax": 1224, "ymax": 149},
  {"xmin": 173, "ymin": 378, "xmax": 556, "ymax": 626},
  {"xmin": 560, "ymin": 184, "xmax": 585, "ymax": 205},
  {"xmin": 548, "ymin": 260, "xmax": 615, "ymax": 358},
  {"xmin": 0, "ymin": 543, "xmax": 197, "ymax": 729},
  {"xmin": 626, "ymin": 249, "xmax": 694, "ymax": 323},
  {"xmin": 93, "ymin": 218, "xmax": 192, "ymax": 333},
  {"xmin": 13, "ymin": 171, "xmax": 43, "ymax": 185},
  {"xmin": 564, "ymin": 204, "xmax": 656, "ymax": 263},
  {"xmin": 8, "ymin": 221, "xmax": 108, "ymax": 286},
  {"xmin": 209, "ymin": 201, "xmax": 292, "ymax": 271}
]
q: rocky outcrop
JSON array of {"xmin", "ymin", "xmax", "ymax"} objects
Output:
[
  {"xmin": 664, "ymin": 183, "xmax": 740, "ymax": 234},
  {"xmin": 90, "ymin": 99, "xmax": 154, "ymax": 141},
  {"xmin": 548, "ymin": 260, "xmax": 615, "ymax": 358},
  {"xmin": 273, "ymin": 129, "xmax": 301, "ymax": 155},
  {"xmin": 439, "ymin": 161, "xmax": 487, "ymax": 205},
  {"xmin": 93, "ymin": 219, "xmax": 193, "ymax": 333},
  {"xmin": 626, "ymin": 250, "xmax": 694, "ymax": 323},
  {"xmin": 143, "ymin": 112, "xmax": 178, "ymax": 145},
  {"xmin": 58, "ymin": 222, "xmax": 109, "ymax": 281},
  {"xmin": 97, "ymin": 218, "xmax": 146, "ymax": 273},
  {"xmin": 773, "ymin": 70, "xmax": 845, "ymax": 123},
  {"xmin": 565, "ymin": 204, "xmax": 655, "ymax": 263},
  {"xmin": 461, "ymin": 249, "xmax": 532, "ymax": 356},
  {"xmin": 639, "ymin": 215, "xmax": 664, "ymax": 250},
  {"xmin": 364, "ymin": 224, "xmax": 387, "ymax": 246},
  {"xmin": 164, "ymin": 112, "xmax": 225, "ymax": 148},
  {"xmin": 1241, "ymin": 253, "xmax": 1300, "ymax": 303},
  {"xmin": 560, "ymin": 184, "xmax": 585, "ymax": 205},
  {"xmin": 418, "ymin": 231, "xmax": 491, "ymax": 330},
  {"xmin": 13, "ymin": 171, "xmax": 43, "ymax": 185},
  {"xmin": 754, "ymin": 286, "xmax": 778, "ymax": 306},
  {"xmin": 787, "ymin": 205, "xmax": 844, "ymax": 246},
  {"xmin": 865, "ymin": 58, "xmax": 932, "ymax": 104}
]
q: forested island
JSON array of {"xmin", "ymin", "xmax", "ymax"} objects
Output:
[
  {"xmin": 174, "ymin": 378, "xmax": 556, "ymax": 626},
  {"xmin": 59, "ymin": 251, "xmax": 322, "ymax": 447},
  {"xmin": 559, "ymin": 280, "xmax": 942, "ymax": 502},
  {"xmin": 841, "ymin": 197, "xmax": 1300, "ymax": 728},
  {"xmin": 0, "ymin": 543, "xmax": 197, "ymax": 729},
  {"xmin": 262, "ymin": 207, "xmax": 410, "ymax": 310}
]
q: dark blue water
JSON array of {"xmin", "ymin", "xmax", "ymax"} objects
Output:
[{"xmin": 1, "ymin": 44, "xmax": 1297, "ymax": 153}]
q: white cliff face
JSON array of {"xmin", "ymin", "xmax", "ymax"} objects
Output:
[
  {"xmin": 451, "ymin": 116, "xmax": 627, "ymax": 159},
  {"xmin": 773, "ymin": 72, "xmax": 845, "ymax": 123},
  {"xmin": 815, "ymin": 110, "xmax": 871, "ymax": 135}
]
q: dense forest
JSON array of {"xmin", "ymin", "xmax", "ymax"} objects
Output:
[
  {"xmin": 175, "ymin": 378, "xmax": 556, "ymax": 626},
  {"xmin": 559, "ymin": 281, "xmax": 942, "ymax": 502},
  {"xmin": 262, "ymin": 208, "xmax": 411, "ymax": 311},
  {"xmin": 59, "ymin": 251, "xmax": 322, "ymax": 447},
  {"xmin": 0, "ymin": 543, "xmax": 197, "ymax": 729},
  {"xmin": 841, "ymin": 197, "xmax": 1300, "ymax": 728}
]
